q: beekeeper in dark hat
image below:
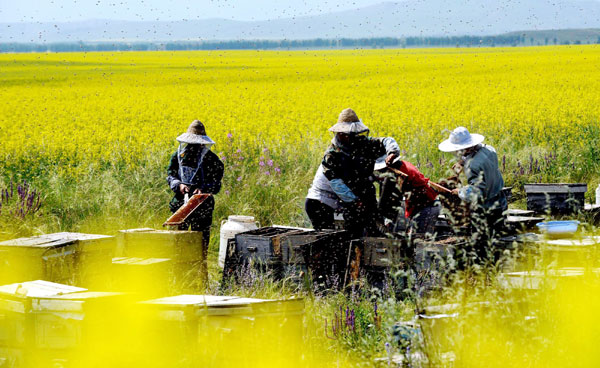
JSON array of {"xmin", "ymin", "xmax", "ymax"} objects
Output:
[
  {"xmin": 439, "ymin": 126, "xmax": 507, "ymax": 258},
  {"xmin": 167, "ymin": 120, "xmax": 224, "ymax": 280},
  {"xmin": 306, "ymin": 108, "xmax": 399, "ymax": 238}
]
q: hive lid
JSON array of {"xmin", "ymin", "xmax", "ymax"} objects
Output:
[
  {"xmin": 32, "ymin": 292, "xmax": 127, "ymax": 312},
  {"xmin": 524, "ymin": 183, "xmax": 588, "ymax": 193},
  {"xmin": 112, "ymin": 257, "xmax": 171, "ymax": 265},
  {"xmin": 205, "ymin": 297, "xmax": 270, "ymax": 307},
  {"xmin": 0, "ymin": 232, "xmax": 113, "ymax": 249},
  {"xmin": 545, "ymin": 236, "xmax": 600, "ymax": 247},
  {"xmin": 118, "ymin": 228, "xmax": 155, "ymax": 234},
  {"xmin": 142, "ymin": 294, "xmax": 239, "ymax": 306},
  {"xmin": 0, "ymin": 280, "xmax": 86, "ymax": 298}
]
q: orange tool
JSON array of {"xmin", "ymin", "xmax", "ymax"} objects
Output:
[
  {"xmin": 163, "ymin": 193, "xmax": 212, "ymax": 227},
  {"xmin": 386, "ymin": 166, "xmax": 453, "ymax": 194}
]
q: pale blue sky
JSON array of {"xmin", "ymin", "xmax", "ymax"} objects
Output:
[{"xmin": 0, "ymin": 0, "xmax": 383, "ymax": 22}]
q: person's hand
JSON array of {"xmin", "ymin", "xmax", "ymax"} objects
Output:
[
  {"xmin": 451, "ymin": 188, "xmax": 460, "ymax": 196},
  {"xmin": 193, "ymin": 188, "xmax": 202, "ymax": 195},
  {"xmin": 179, "ymin": 184, "xmax": 190, "ymax": 195},
  {"xmin": 385, "ymin": 153, "xmax": 398, "ymax": 166}
]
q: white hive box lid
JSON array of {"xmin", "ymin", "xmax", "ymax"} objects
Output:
[
  {"xmin": 0, "ymin": 232, "xmax": 113, "ymax": 249},
  {"xmin": 143, "ymin": 294, "xmax": 240, "ymax": 306},
  {"xmin": 118, "ymin": 228, "xmax": 155, "ymax": 233},
  {"xmin": 545, "ymin": 236, "xmax": 600, "ymax": 247},
  {"xmin": 524, "ymin": 183, "xmax": 587, "ymax": 193},
  {"xmin": 0, "ymin": 280, "xmax": 86, "ymax": 298},
  {"xmin": 32, "ymin": 291, "xmax": 127, "ymax": 313},
  {"xmin": 112, "ymin": 257, "xmax": 171, "ymax": 265}
]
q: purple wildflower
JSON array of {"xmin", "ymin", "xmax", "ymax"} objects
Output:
[
  {"xmin": 264, "ymin": 171, "xmax": 270, "ymax": 176},
  {"xmin": 225, "ymin": 190, "xmax": 230, "ymax": 195},
  {"xmin": 267, "ymin": 159, "xmax": 273, "ymax": 167},
  {"xmin": 227, "ymin": 133, "xmax": 233, "ymax": 139},
  {"xmin": 263, "ymin": 147, "xmax": 269, "ymax": 153},
  {"xmin": 236, "ymin": 148, "xmax": 241, "ymax": 153},
  {"xmin": 259, "ymin": 161, "xmax": 265, "ymax": 167},
  {"xmin": 274, "ymin": 167, "xmax": 281, "ymax": 174},
  {"xmin": 236, "ymin": 176, "xmax": 242, "ymax": 182}
]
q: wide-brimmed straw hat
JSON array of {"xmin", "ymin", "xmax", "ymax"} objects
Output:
[
  {"xmin": 438, "ymin": 126, "xmax": 484, "ymax": 152},
  {"xmin": 176, "ymin": 120, "xmax": 215, "ymax": 146},
  {"xmin": 328, "ymin": 108, "xmax": 369, "ymax": 134}
]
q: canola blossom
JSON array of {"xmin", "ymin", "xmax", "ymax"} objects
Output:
[{"xmin": 1, "ymin": 46, "xmax": 600, "ymax": 177}]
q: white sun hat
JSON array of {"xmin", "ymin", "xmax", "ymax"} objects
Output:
[
  {"xmin": 176, "ymin": 120, "xmax": 215, "ymax": 146},
  {"xmin": 328, "ymin": 108, "xmax": 369, "ymax": 134},
  {"xmin": 438, "ymin": 127, "xmax": 484, "ymax": 152}
]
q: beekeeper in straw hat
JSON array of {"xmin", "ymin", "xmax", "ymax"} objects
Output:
[
  {"xmin": 439, "ymin": 127, "xmax": 507, "ymax": 257},
  {"xmin": 167, "ymin": 120, "xmax": 224, "ymax": 280},
  {"xmin": 305, "ymin": 108, "xmax": 400, "ymax": 238}
]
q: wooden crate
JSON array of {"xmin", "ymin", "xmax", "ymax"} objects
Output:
[
  {"xmin": 140, "ymin": 294, "xmax": 304, "ymax": 365},
  {"xmin": 0, "ymin": 281, "xmax": 86, "ymax": 349},
  {"xmin": 540, "ymin": 236, "xmax": 600, "ymax": 268},
  {"xmin": 359, "ymin": 237, "xmax": 406, "ymax": 268},
  {"xmin": 235, "ymin": 227, "xmax": 304, "ymax": 265},
  {"xmin": 117, "ymin": 229, "xmax": 204, "ymax": 262},
  {"xmin": 524, "ymin": 183, "xmax": 587, "ymax": 214},
  {"xmin": 31, "ymin": 291, "xmax": 128, "ymax": 351},
  {"xmin": 498, "ymin": 267, "xmax": 599, "ymax": 291},
  {"xmin": 0, "ymin": 233, "xmax": 115, "ymax": 286},
  {"xmin": 110, "ymin": 257, "xmax": 172, "ymax": 295}
]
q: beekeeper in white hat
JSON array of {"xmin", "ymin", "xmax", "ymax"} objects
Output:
[{"xmin": 439, "ymin": 127, "xmax": 507, "ymax": 258}]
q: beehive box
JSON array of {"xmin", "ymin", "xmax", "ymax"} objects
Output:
[
  {"xmin": 0, "ymin": 233, "xmax": 115, "ymax": 286},
  {"xmin": 280, "ymin": 229, "xmax": 347, "ymax": 282},
  {"xmin": 524, "ymin": 183, "xmax": 587, "ymax": 214},
  {"xmin": 540, "ymin": 236, "xmax": 600, "ymax": 268},
  {"xmin": 117, "ymin": 229, "xmax": 205, "ymax": 289},
  {"xmin": 235, "ymin": 227, "xmax": 304, "ymax": 266},
  {"xmin": 31, "ymin": 291, "xmax": 128, "ymax": 351},
  {"xmin": 110, "ymin": 257, "xmax": 173, "ymax": 295},
  {"xmin": 358, "ymin": 237, "xmax": 406, "ymax": 268},
  {"xmin": 0, "ymin": 281, "xmax": 86, "ymax": 350},
  {"xmin": 140, "ymin": 295, "xmax": 304, "ymax": 366},
  {"xmin": 288, "ymin": 230, "xmax": 351, "ymax": 289},
  {"xmin": 498, "ymin": 267, "xmax": 598, "ymax": 291},
  {"xmin": 117, "ymin": 229, "xmax": 203, "ymax": 262}
]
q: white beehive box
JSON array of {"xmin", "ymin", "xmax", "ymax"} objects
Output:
[
  {"xmin": 0, "ymin": 280, "xmax": 86, "ymax": 348},
  {"xmin": 139, "ymin": 294, "xmax": 304, "ymax": 365},
  {"xmin": 0, "ymin": 233, "xmax": 115, "ymax": 287}
]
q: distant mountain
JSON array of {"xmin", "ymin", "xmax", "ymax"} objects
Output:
[{"xmin": 2, "ymin": 0, "xmax": 600, "ymax": 43}]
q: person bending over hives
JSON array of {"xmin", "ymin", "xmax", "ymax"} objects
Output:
[
  {"xmin": 438, "ymin": 127, "xmax": 507, "ymax": 260},
  {"xmin": 373, "ymin": 156, "xmax": 440, "ymax": 236},
  {"xmin": 167, "ymin": 120, "xmax": 224, "ymax": 277},
  {"xmin": 305, "ymin": 108, "xmax": 400, "ymax": 238}
]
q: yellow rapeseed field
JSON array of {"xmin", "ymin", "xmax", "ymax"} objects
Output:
[{"xmin": 1, "ymin": 46, "xmax": 600, "ymax": 174}]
